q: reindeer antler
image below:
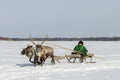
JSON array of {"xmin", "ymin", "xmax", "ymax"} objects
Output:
[
  {"xmin": 40, "ymin": 35, "xmax": 48, "ymax": 45},
  {"xmin": 31, "ymin": 40, "xmax": 37, "ymax": 45},
  {"xmin": 29, "ymin": 35, "xmax": 37, "ymax": 45}
]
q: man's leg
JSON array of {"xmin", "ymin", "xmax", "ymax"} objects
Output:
[{"xmin": 80, "ymin": 54, "xmax": 84, "ymax": 63}]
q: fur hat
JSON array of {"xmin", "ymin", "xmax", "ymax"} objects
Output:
[{"xmin": 78, "ymin": 41, "xmax": 83, "ymax": 45}]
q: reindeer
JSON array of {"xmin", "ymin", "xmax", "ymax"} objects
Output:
[
  {"xmin": 31, "ymin": 40, "xmax": 55, "ymax": 66},
  {"xmin": 21, "ymin": 45, "xmax": 36, "ymax": 64}
]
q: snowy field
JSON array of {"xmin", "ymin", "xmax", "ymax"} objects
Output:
[{"xmin": 0, "ymin": 41, "xmax": 120, "ymax": 80}]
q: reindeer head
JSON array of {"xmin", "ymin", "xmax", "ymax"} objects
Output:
[
  {"xmin": 21, "ymin": 48, "xmax": 26, "ymax": 55},
  {"xmin": 21, "ymin": 45, "xmax": 33, "ymax": 55},
  {"xmin": 36, "ymin": 44, "xmax": 42, "ymax": 48}
]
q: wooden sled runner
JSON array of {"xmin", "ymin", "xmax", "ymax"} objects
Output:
[
  {"xmin": 65, "ymin": 54, "xmax": 81, "ymax": 63},
  {"xmin": 65, "ymin": 53, "xmax": 96, "ymax": 63},
  {"xmin": 54, "ymin": 53, "xmax": 96, "ymax": 63}
]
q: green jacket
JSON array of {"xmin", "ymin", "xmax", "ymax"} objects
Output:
[{"xmin": 74, "ymin": 45, "xmax": 88, "ymax": 54}]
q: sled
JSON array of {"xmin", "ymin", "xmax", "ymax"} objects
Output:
[
  {"xmin": 54, "ymin": 53, "xmax": 95, "ymax": 63},
  {"xmin": 65, "ymin": 53, "xmax": 95, "ymax": 63}
]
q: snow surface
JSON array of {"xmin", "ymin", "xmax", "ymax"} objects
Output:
[{"xmin": 0, "ymin": 41, "xmax": 120, "ymax": 80}]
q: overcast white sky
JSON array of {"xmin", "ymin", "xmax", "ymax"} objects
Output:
[{"xmin": 0, "ymin": 0, "xmax": 120, "ymax": 38}]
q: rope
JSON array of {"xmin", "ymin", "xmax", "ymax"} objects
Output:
[
  {"xmin": 45, "ymin": 42, "xmax": 105, "ymax": 60},
  {"xmin": 93, "ymin": 56, "xmax": 105, "ymax": 60},
  {"xmin": 46, "ymin": 43, "xmax": 74, "ymax": 52}
]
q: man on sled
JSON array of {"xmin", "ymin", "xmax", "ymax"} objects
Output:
[{"xmin": 71, "ymin": 41, "xmax": 88, "ymax": 63}]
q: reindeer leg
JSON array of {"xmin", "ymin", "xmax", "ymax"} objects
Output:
[
  {"xmin": 34, "ymin": 56, "xmax": 37, "ymax": 66},
  {"xmin": 51, "ymin": 56, "xmax": 55, "ymax": 64},
  {"xmin": 29, "ymin": 57, "xmax": 34, "ymax": 63},
  {"xmin": 44, "ymin": 55, "xmax": 48, "ymax": 63},
  {"xmin": 38, "ymin": 58, "xmax": 42, "ymax": 66},
  {"xmin": 40, "ymin": 57, "xmax": 45, "ymax": 66},
  {"xmin": 40, "ymin": 58, "xmax": 43, "ymax": 66},
  {"xmin": 36, "ymin": 57, "xmax": 39, "ymax": 64},
  {"xmin": 34, "ymin": 56, "xmax": 39, "ymax": 66}
]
